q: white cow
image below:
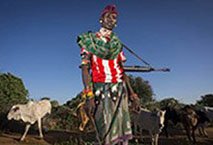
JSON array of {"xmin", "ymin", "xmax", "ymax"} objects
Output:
[
  {"xmin": 131, "ymin": 108, "xmax": 166, "ymax": 145},
  {"xmin": 7, "ymin": 99, "xmax": 51, "ymax": 141}
]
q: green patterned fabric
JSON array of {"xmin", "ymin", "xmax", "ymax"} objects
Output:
[
  {"xmin": 77, "ymin": 31, "xmax": 122, "ymax": 60},
  {"xmin": 94, "ymin": 82, "xmax": 132, "ymax": 145}
]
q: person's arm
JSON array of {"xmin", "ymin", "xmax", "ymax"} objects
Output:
[
  {"xmin": 124, "ymin": 73, "xmax": 141, "ymax": 113},
  {"xmin": 123, "ymin": 73, "xmax": 140, "ymax": 101},
  {"xmin": 118, "ymin": 51, "xmax": 137, "ymax": 99},
  {"xmin": 80, "ymin": 49, "xmax": 93, "ymax": 96},
  {"xmin": 119, "ymin": 54, "xmax": 140, "ymax": 111},
  {"xmin": 81, "ymin": 65, "xmax": 92, "ymax": 90},
  {"xmin": 118, "ymin": 50, "xmax": 140, "ymax": 102}
]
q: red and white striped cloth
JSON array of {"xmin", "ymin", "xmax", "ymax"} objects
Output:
[{"xmin": 81, "ymin": 48, "xmax": 126, "ymax": 83}]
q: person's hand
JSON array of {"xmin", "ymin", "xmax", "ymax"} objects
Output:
[
  {"xmin": 129, "ymin": 93, "xmax": 140, "ymax": 112},
  {"xmin": 82, "ymin": 88, "xmax": 94, "ymax": 99},
  {"xmin": 82, "ymin": 89, "xmax": 95, "ymax": 116}
]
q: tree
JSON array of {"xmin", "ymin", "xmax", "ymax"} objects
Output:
[
  {"xmin": 51, "ymin": 100, "xmax": 60, "ymax": 108},
  {"xmin": 0, "ymin": 73, "xmax": 29, "ymax": 113},
  {"xmin": 43, "ymin": 93, "xmax": 83, "ymax": 131},
  {"xmin": 159, "ymin": 97, "xmax": 183, "ymax": 109},
  {"xmin": 196, "ymin": 94, "xmax": 213, "ymax": 107},
  {"xmin": 128, "ymin": 75, "xmax": 154, "ymax": 105}
]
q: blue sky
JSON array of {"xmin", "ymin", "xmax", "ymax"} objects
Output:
[{"xmin": 0, "ymin": 0, "xmax": 212, "ymax": 104}]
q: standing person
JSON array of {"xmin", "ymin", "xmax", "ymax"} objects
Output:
[{"xmin": 77, "ymin": 5, "xmax": 139, "ymax": 145}]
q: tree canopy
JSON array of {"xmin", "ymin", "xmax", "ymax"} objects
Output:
[
  {"xmin": 196, "ymin": 94, "xmax": 213, "ymax": 107},
  {"xmin": 0, "ymin": 73, "xmax": 29, "ymax": 113},
  {"xmin": 128, "ymin": 75, "xmax": 154, "ymax": 105},
  {"xmin": 158, "ymin": 97, "xmax": 184, "ymax": 109}
]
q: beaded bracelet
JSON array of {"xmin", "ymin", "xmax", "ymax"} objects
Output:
[{"xmin": 82, "ymin": 89, "xmax": 94, "ymax": 99}]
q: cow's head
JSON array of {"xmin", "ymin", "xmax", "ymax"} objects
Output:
[
  {"xmin": 7, "ymin": 105, "xmax": 22, "ymax": 121},
  {"xmin": 157, "ymin": 110, "xmax": 166, "ymax": 131}
]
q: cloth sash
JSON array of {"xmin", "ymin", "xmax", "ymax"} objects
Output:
[{"xmin": 77, "ymin": 31, "xmax": 122, "ymax": 60}]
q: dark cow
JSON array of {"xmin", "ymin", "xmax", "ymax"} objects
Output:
[
  {"xmin": 162, "ymin": 106, "xmax": 180, "ymax": 138},
  {"xmin": 196, "ymin": 107, "xmax": 212, "ymax": 137},
  {"xmin": 180, "ymin": 105, "xmax": 198, "ymax": 143},
  {"xmin": 163, "ymin": 105, "xmax": 199, "ymax": 144},
  {"xmin": 202, "ymin": 106, "xmax": 213, "ymax": 122}
]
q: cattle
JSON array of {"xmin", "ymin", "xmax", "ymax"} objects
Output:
[
  {"xmin": 203, "ymin": 106, "xmax": 213, "ymax": 121},
  {"xmin": 7, "ymin": 99, "xmax": 51, "ymax": 141},
  {"xmin": 162, "ymin": 106, "xmax": 180, "ymax": 138},
  {"xmin": 196, "ymin": 110, "xmax": 210, "ymax": 137},
  {"xmin": 163, "ymin": 105, "xmax": 199, "ymax": 144},
  {"xmin": 180, "ymin": 105, "xmax": 198, "ymax": 144},
  {"xmin": 197, "ymin": 106, "xmax": 213, "ymax": 137},
  {"xmin": 131, "ymin": 108, "xmax": 166, "ymax": 145}
]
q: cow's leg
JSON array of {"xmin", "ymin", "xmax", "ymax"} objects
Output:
[
  {"xmin": 133, "ymin": 123, "xmax": 136, "ymax": 135},
  {"xmin": 202, "ymin": 126, "xmax": 208, "ymax": 137},
  {"xmin": 200, "ymin": 125, "xmax": 208, "ymax": 137},
  {"xmin": 164, "ymin": 121, "xmax": 169, "ymax": 138},
  {"xmin": 184, "ymin": 125, "xmax": 192, "ymax": 142},
  {"xmin": 154, "ymin": 133, "xmax": 159, "ymax": 145},
  {"xmin": 149, "ymin": 131, "xmax": 154, "ymax": 145},
  {"xmin": 37, "ymin": 118, "xmax": 43, "ymax": 139},
  {"xmin": 140, "ymin": 127, "xmax": 144, "ymax": 143},
  {"xmin": 133, "ymin": 124, "xmax": 139, "ymax": 143},
  {"xmin": 20, "ymin": 124, "xmax": 31, "ymax": 141},
  {"xmin": 198, "ymin": 126, "xmax": 202, "ymax": 136},
  {"xmin": 192, "ymin": 127, "xmax": 197, "ymax": 144}
]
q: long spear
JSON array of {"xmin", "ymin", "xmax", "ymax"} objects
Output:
[
  {"xmin": 122, "ymin": 43, "xmax": 170, "ymax": 72},
  {"xmin": 123, "ymin": 66, "xmax": 170, "ymax": 72},
  {"xmin": 122, "ymin": 44, "xmax": 151, "ymax": 67}
]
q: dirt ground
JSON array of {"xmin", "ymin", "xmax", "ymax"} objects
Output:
[{"xmin": 0, "ymin": 127, "xmax": 213, "ymax": 145}]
